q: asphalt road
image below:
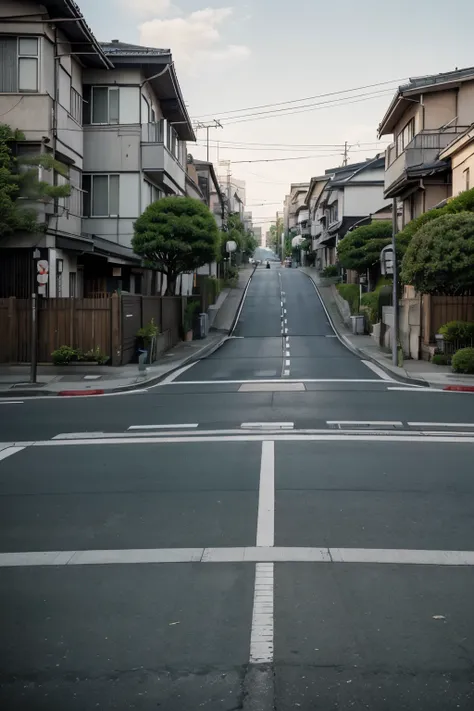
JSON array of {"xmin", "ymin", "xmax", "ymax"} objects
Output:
[{"xmin": 1, "ymin": 265, "xmax": 474, "ymax": 710}]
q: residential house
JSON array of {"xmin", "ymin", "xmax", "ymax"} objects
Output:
[
  {"xmin": 439, "ymin": 123, "xmax": 474, "ymax": 196},
  {"xmin": 253, "ymin": 226, "xmax": 263, "ymax": 246},
  {"xmin": 0, "ymin": 0, "xmax": 113, "ymax": 298},
  {"xmin": 193, "ymin": 159, "xmax": 226, "ymax": 230},
  {"xmin": 305, "ymin": 175, "xmax": 329, "ymax": 263},
  {"xmin": 316, "ymin": 157, "xmax": 390, "ymax": 268},
  {"xmin": 82, "ymin": 39, "xmax": 195, "ymax": 296},
  {"xmin": 378, "ymin": 67, "xmax": 474, "ymax": 226},
  {"xmin": 283, "ymin": 183, "xmax": 310, "ymax": 237}
]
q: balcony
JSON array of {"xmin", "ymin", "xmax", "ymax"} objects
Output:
[
  {"xmin": 384, "ymin": 127, "xmax": 470, "ymax": 197},
  {"xmin": 141, "ymin": 123, "xmax": 185, "ymax": 194}
]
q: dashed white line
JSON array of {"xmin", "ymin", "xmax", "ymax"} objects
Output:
[
  {"xmin": 327, "ymin": 420, "xmax": 403, "ymax": 427},
  {"xmin": 0, "ymin": 401, "xmax": 24, "ymax": 405},
  {"xmin": 285, "ymin": 360, "xmax": 290, "ymax": 367},
  {"xmin": 256, "ymin": 441, "xmax": 275, "ymax": 547},
  {"xmin": 283, "ymin": 369, "xmax": 290, "ymax": 377},
  {"xmin": 407, "ymin": 422, "xmax": 474, "ymax": 428},
  {"xmin": 249, "ymin": 563, "xmax": 274, "ymax": 664},
  {"xmin": 241, "ymin": 422, "xmax": 294, "ymax": 430}
]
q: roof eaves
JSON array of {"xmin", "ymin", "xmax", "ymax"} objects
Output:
[{"xmin": 58, "ymin": 0, "xmax": 113, "ymax": 69}]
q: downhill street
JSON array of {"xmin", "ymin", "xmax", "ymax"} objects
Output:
[{"xmin": 1, "ymin": 265, "xmax": 474, "ymax": 710}]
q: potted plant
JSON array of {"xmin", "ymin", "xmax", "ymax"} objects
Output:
[
  {"xmin": 136, "ymin": 319, "xmax": 159, "ymax": 363},
  {"xmin": 183, "ymin": 301, "xmax": 200, "ymax": 341}
]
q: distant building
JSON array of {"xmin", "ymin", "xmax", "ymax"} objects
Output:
[{"xmin": 253, "ymin": 226, "xmax": 263, "ymax": 246}]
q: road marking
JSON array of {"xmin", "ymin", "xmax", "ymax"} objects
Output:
[
  {"xmin": 0, "ymin": 401, "xmax": 24, "ymax": 405},
  {"xmin": 2, "ymin": 547, "xmax": 474, "ymax": 568},
  {"xmin": 0, "ymin": 446, "xmax": 25, "ymax": 462},
  {"xmin": 388, "ymin": 386, "xmax": 434, "ymax": 392},
  {"xmin": 25, "ymin": 433, "xmax": 474, "ymax": 446},
  {"xmin": 361, "ymin": 360, "xmax": 394, "ymax": 381},
  {"xmin": 83, "ymin": 375, "xmax": 101, "ymax": 381},
  {"xmin": 325, "ymin": 335, "xmax": 338, "ymax": 338},
  {"xmin": 164, "ymin": 378, "xmax": 391, "ymax": 385},
  {"xmin": 241, "ymin": 423, "xmax": 294, "ymax": 430},
  {"xmin": 159, "ymin": 361, "xmax": 199, "ymax": 385},
  {"xmin": 284, "ymin": 309, "xmax": 287, "ymax": 315},
  {"xmin": 240, "ymin": 382, "xmax": 304, "ymax": 392},
  {"xmin": 285, "ymin": 359, "xmax": 290, "ymax": 366},
  {"xmin": 230, "ymin": 267, "xmax": 255, "ymax": 336},
  {"xmin": 283, "ymin": 369, "xmax": 290, "ymax": 377},
  {"xmin": 250, "ymin": 563, "xmax": 274, "ymax": 664},
  {"xmin": 256, "ymin": 441, "xmax": 275, "ymax": 547},
  {"xmin": 127, "ymin": 423, "xmax": 199, "ymax": 430},
  {"xmin": 284, "ymin": 327, "xmax": 288, "ymax": 334},
  {"xmin": 327, "ymin": 420, "xmax": 403, "ymax": 427},
  {"xmin": 408, "ymin": 422, "xmax": 474, "ymax": 428},
  {"xmin": 284, "ymin": 319, "xmax": 288, "ymax": 324}
]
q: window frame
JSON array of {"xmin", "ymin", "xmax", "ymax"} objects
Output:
[
  {"xmin": 18, "ymin": 36, "xmax": 39, "ymax": 93},
  {"xmin": 83, "ymin": 174, "xmax": 120, "ymax": 218},
  {"xmin": 396, "ymin": 117, "xmax": 415, "ymax": 157},
  {"xmin": 91, "ymin": 86, "xmax": 120, "ymax": 125},
  {"xmin": 464, "ymin": 167, "xmax": 470, "ymax": 191},
  {"xmin": 70, "ymin": 87, "xmax": 82, "ymax": 125}
]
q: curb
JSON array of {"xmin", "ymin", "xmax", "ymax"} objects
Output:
[
  {"xmin": 300, "ymin": 270, "xmax": 428, "ymax": 388},
  {"xmin": 0, "ymin": 270, "xmax": 256, "ymax": 399}
]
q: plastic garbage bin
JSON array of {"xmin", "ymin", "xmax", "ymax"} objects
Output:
[{"xmin": 350, "ymin": 315, "xmax": 365, "ymax": 335}]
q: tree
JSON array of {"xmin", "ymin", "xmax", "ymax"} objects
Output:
[
  {"xmin": 337, "ymin": 221, "xmax": 392, "ymax": 275},
  {"xmin": 395, "ymin": 187, "xmax": 474, "ymax": 258},
  {"xmin": 400, "ymin": 212, "xmax": 474, "ymax": 294},
  {"xmin": 268, "ymin": 217, "xmax": 283, "ymax": 253},
  {"xmin": 132, "ymin": 196, "xmax": 219, "ymax": 295},
  {"xmin": 0, "ymin": 123, "xmax": 70, "ymax": 240}
]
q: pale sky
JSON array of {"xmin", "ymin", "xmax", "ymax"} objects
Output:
[{"xmin": 79, "ymin": 0, "xmax": 474, "ymax": 234}]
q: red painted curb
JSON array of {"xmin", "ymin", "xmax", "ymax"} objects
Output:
[
  {"xmin": 58, "ymin": 389, "xmax": 105, "ymax": 397},
  {"xmin": 443, "ymin": 385, "xmax": 474, "ymax": 392}
]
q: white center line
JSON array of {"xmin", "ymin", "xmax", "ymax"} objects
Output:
[
  {"xmin": 285, "ymin": 351, "xmax": 290, "ymax": 357},
  {"xmin": 0, "ymin": 401, "xmax": 24, "ymax": 405},
  {"xmin": 285, "ymin": 360, "xmax": 290, "ymax": 367},
  {"xmin": 256, "ymin": 441, "xmax": 275, "ymax": 547}
]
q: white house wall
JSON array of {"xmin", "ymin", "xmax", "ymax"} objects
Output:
[
  {"xmin": 344, "ymin": 185, "xmax": 388, "ymax": 216},
  {"xmin": 84, "ymin": 127, "xmax": 141, "ymax": 172},
  {"xmin": 119, "ymin": 87, "xmax": 140, "ymax": 124}
]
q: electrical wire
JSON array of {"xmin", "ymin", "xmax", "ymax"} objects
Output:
[{"xmin": 192, "ymin": 77, "xmax": 406, "ymax": 120}]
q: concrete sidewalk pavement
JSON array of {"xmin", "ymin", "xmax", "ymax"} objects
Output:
[
  {"xmin": 0, "ymin": 267, "xmax": 254, "ymax": 398},
  {"xmin": 301, "ymin": 267, "xmax": 474, "ymax": 390}
]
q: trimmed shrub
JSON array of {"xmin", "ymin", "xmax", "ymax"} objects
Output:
[
  {"xmin": 438, "ymin": 321, "xmax": 474, "ymax": 344},
  {"xmin": 321, "ymin": 264, "xmax": 338, "ymax": 277},
  {"xmin": 432, "ymin": 353, "xmax": 451, "ymax": 366},
  {"xmin": 51, "ymin": 345, "xmax": 77, "ymax": 365},
  {"xmin": 337, "ymin": 283, "xmax": 360, "ymax": 314},
  {"xmin": 451, "ymin": 347, "xmax": 474, "ymax": 374}
]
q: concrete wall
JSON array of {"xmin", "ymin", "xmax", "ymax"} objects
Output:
[
  {"xmin": 458, "ymin": 83, "xmax": 474, "ymax": 125},
  {"xmin": 84, "ymin": 126, "xmax": 141, "ymax": 172},
  {"xmin": 451, "ymin": 141, "xmax": 474, "ymax": 195},
  {"xmin": 422, "ymin": 90, "xmax": 457, "ymax": 129}
]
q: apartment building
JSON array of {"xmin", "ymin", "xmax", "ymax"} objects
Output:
[
  {"xmin": 0, "ymin": 1, "xmax": 195, "ymax": 298},
  {"xmin": 313, "ymin": 157, "xmax": 389, "ymax": 268},
  {"xmin": 283, "ymin": 183, "xmax": 310, "ymax": 236},
  {"xmin": 0, "ymin": 0, "xmax": 112, "ymax": 297},
  {"xmin": 378, "ymin": 67, "xmax": 474, "ymax": 226}
]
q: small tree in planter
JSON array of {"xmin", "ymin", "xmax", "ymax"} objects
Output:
[
  {"xmin": 183, "ymin": 301, "xmax": 200, "ymax": 341},
  {"xmin": 136, "ymin": 319, "xmax": 159, "ymax": 363}
]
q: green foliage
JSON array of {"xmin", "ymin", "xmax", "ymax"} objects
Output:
[
  {"xmin": 360, "ymin": 291, "xmax": 380, "ymax": 324},
  {"xmin": 51, "ymin": 345, "xmax": 77, "ymax": 365},
  {"xmin": 183, "ymin": 299, "xmax": 200, "ymax": 332},
  {"xmin": 82, "ymin": 346, "xmax": 109, "ymax": 365},
  {"xmin": 400, "ymin": 213, "xmax": 474, "ymax": 294},
  {"xmin": 337, "ymin": 221, "xmax": 392, "ymax": 274},
  {"xmin": 137, "ymin": 318, "xmax": 159, "ymax": 345},
  {"xmin": 204, "ymin": 275, "xmax": 223, "ymax": 304},
  {"xmin": 451, "ymin": 347, "xmax": 474, "ymax": 374},
  {"xmin": 337, "ymin": 283, "xmax": 360, "ymax": 314},
  {"xmin": 268, "ymin": 217, "xmax": 283, "ymax": 253},
  {"xmin": 321, "ymin": 264, "xmax": 339, "ymax": 277},
  {"xmin": 396, "ymin": 187, "xmax": 474, "ymax": 259},
  {"xmin": 300, "ymin": 238, "xmax": 311, "ymax": 251},
  {"xmin": 0, "ymin": 123, "xmax": 71, "ymax": 240},
  {"xmin": 224, "ymin": 213, "xmax": 258, "ymax": 259},
  {"xmin": 133, "ymin": 197, "xmax": 219, "ymax": 295},
  {"xmin": 438, "ymin": 321, "xmax": 474, "ymax": 344},
  {"xmin": 432, "ymin": 353, "xmax": 451, "ymax": 366},
  {"xmin": 225, "ymin": 265, "xmax": 239, "ymax": 287}
]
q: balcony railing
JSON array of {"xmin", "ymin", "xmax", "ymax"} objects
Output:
[{"xmin": 385, "ymin": 127, "xmax": 470, "ymax": 194}]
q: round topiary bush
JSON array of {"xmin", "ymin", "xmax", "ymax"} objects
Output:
[{"xmin": 451, "ymin": 347, "xmax": 474, "ymax": 374}]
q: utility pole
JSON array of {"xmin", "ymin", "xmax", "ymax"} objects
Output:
[
  {"xmin": 343, "ymin": 141, "xmax": 349, "ymax": 166},
  {"xmin": 391, "ymin": 197, "xmax": 399, "ymax": 367},
  {"xmin": 195, "ymin": 119, "xmax": 223, "ymax": 162}
]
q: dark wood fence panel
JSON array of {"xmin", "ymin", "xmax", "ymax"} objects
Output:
[
  {"xmin": 121, "ymin": 295, "xmax": 142, "ymax": 365},
  {"xmin": 161, "ymin": 297, "xmax": 183, "ymax": 346},
  {"xmin": 422, "ymin": 295, "xmax": 474, "ymax": 344}
]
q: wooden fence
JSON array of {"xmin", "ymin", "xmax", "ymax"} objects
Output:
[
  {"xmin": 421, "ymin": 294, "xmax": 474, "ymax": 345},
  {"xmin": 0, "ymin": 294, "xmax": 184, "ymax": 366}
]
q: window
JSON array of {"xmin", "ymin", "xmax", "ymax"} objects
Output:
[
  {"xmin": 91, "ymin": 87, "xmax": 119, "ymax": 124},
  {"xmin": 70, "ymin": 87, "xmax": 82, "ymax": 124},
  {"xmin": 82, "ymin": 174, "xmax": 120, "ymax": 217},
  {"xmin": 329, "ymin": 203, "xmax": 338, "ymax": 224},
  {"xmin": 396, "ymin": 118, "xmax": 415, "ymax": 157},
  {"xmin": 464, "ymin": 167, "xmax": 470, "ymax": 191},
  {"xmin": 0, "ymin": 36, "xmax": 39, "ymax": 93}
]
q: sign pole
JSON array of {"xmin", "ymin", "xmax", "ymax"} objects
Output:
[
  {"xmin": 391, "ymin": 197, "xmax": 399, "ymax": 367},
  {"xmin": 30, "ymin": 292, "xmax": 38, "ymax": 384}
]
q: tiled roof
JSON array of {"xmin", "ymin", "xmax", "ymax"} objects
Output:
[
  {"xmin": 101, "ymin": 41, "xmax": 170, "ymax": 56},
  {"xmin": 403, "ymin": 66, "xmax": 474, "ymax": 92}
]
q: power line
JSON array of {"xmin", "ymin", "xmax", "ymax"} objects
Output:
[
  {"xmin": 192, "ymin": 77, "xmax": 406, "ymax": 120},
  {"xmin": 196, "ymin": 141, "xmax": 388, "ymax": 153},
  {"xmin": 222, "ymin": 89, "xmax": 395, "ymax": 126},
  {"xmin": 197, "ymin": 138, "xmax": 389, "ymax": 148}
]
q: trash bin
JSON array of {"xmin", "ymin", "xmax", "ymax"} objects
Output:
[{"xmin": 350, "ymin": 315, "xmax": 365, "ymax": 335}]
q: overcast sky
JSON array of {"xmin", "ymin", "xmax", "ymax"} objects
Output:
[{"xmin": 79, "ymin": 0, "xmax": 474, "ymax": 235}]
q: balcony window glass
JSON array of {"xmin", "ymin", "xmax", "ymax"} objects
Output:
[
  {"xmin": 91, "ymin": 87, "xmax": 119, "ymax": 124},
  {"xmin": 0, "ymin": 37, "xmax": 39, "ymax": 93},
  {"xmin": 396, "ymin": 118, "xmax": 415, "ymax": 157},
  {"xmin": 83, "ymin": 174, "xmax": 120, "ymax": 217}
]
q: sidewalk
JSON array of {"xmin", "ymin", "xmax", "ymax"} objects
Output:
[
  {"xmin": 301, "ymin": 267, "xmax": 474, "ymax": 391},
  {"xmin": 0, "ymin": 267, "xmax": 254, "ymax": 398}
]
